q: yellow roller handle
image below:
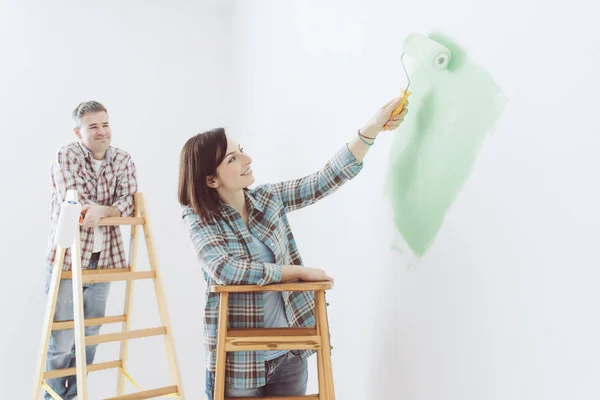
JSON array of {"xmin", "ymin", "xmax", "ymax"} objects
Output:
[{"xmin": 383, "ymin": 89, "xmax": 411, "ymax": 130}]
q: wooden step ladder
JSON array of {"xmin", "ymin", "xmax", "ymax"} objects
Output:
[
  {"xmin": 32, "ymin": 191, "xmax": 184, "ymax": 399},
  {"xmin": 211, "ymin": 281, "xmax": 336, "ymax": 400}
]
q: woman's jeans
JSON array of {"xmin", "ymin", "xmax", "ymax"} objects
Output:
[{"xmin": 205, "ymin": 351, "xmax": 308, "ymax": 399}]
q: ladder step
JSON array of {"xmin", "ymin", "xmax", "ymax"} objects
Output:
[
  {"xmin": 225, "ymin": 396, "xmax": 319, "ymax": 400},
  {"xmin": 211, "ymin": 281, "xmax": 333, "ymax": 293},
  {"xmin": 52, "ymin": 315, "xmax": 127, "ymax": 330},
  {"xmin": 98, "ymin": 216, "xmax": 145, "ymax": 226},
  {"xmin": 61, "ymin": 268, "xmax": 156, "ymax": 282},
  {"xmin": 228, "ymin": 328, "xmax": 317, "ymax": 337},
  {"xmin": 86, "ymin": 327, "xmax": 167, "ymax": 346},
  {"xmin": 44, "ymin": 360, "xmax": 122, "ymax": 379},
  {"xmin": 83, "ymin": 271, "xmax": 155, "ymax": 284},
  {"xmin": 225, "ymin": 335, "xmax": 322, "ymax": 352},
  {"xmin": 105, "ymin": 385, "xmax": 178, "ymax": 399},
  {"xmin": 61, "ymin": 267, "xmax": 133, "ymax": 280}
]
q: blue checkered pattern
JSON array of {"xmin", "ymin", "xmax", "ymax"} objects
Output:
[{"xmin": 182, "ymin": 144, "xmax": 363, "ymax": 389}]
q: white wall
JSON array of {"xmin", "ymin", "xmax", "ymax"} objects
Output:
[
  {"xmin": 2, "ymin": 0, "xmax": 599, "ymax": 399},
  {"xmin": 0, "ymin": 1, "xmax": 232, "ymax": 398},
  {"xmin": 229, "ymin": 1, "xmax": 600, "ymax": 400}
]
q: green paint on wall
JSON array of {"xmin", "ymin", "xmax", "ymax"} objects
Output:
[{"xmin": 385, "ymin": 33, "xmax": 507, "ymax": 257}]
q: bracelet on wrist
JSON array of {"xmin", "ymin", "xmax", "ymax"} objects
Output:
[{"xmin": 358, "ymin": 129, "xmax": 375, "ymax": 146}]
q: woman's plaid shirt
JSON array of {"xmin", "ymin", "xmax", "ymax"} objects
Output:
[
  {"xmin": 182, "ymin": 144, "xmax": 363, "ymax": 389},
  {"xmin": 45, "ymin": 142, "xmax": 138, "ymax": 271}
]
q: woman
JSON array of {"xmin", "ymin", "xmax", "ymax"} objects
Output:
[{"xmin": 178, "ymin": 95, "xmax": 408, "ymax": 399}]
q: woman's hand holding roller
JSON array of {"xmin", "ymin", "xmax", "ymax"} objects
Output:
[
  {"xmin": 360, "ymin": 90, "xmax": 410, "ymax": 138},
  {"xmin": 349, "ymin": 91, "xmax": 410, "ymax": 162}
]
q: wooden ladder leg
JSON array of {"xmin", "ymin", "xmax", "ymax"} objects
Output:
[
  {"xmin": 316, "ymin": 290, "xmax": 335, "ymax": 400},
  {"xmin": 71, "ymin": 223, "xmax": 88, "ymax": 399},
  {"xmin": 32, "ymin": 248, "xmax": 66, "ymax": 400},
  {"xmin": 116, "ymin": 203, "xmax": 141, "ymax": 396},
  {"xmin": 138, "ymin": 193, "xmax": 185, "ymax": 398},
  {"xmin": 214, "ymin": 292, "xmax": 229, "ymax": 400},
  {"xmin": 314, "ymin": 290, "xmax": 328, "ymax": 400}
]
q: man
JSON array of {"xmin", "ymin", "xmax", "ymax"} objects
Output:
[{"xmin": 44, "ymin": 101, "xmax": 138, "ymax": 400}]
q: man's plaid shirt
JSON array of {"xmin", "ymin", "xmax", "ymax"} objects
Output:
[
  {"xmin": 45, "ymin": 142, "xmax": 138, "ymax": 271},
  {"xmin": 182, "ymin": 144, "xmax": 363, "ymax": 389}
]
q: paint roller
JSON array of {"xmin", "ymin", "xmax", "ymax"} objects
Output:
[
  {"xmin": 384, "ymin": 33, "xmax": 452, "ymax": 130},
  {"xmin": 54, "ymin": 199, "xmax": 82, "ymax": 248}
]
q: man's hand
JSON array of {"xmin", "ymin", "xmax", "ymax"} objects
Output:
[{"xmin": 80, "ymin": 204, "xmax": 120, "ymax": 227}]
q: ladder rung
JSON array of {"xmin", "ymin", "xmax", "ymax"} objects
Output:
[
  {"xmin": 44, "ymin": 360, "xmax": 122, "ymax": 379},
  {"xmin": 98, "ymin": 217, "xmax": 145, "ymax": 226},
  {"xmin": 61, "ymin": 268, "xmax": 156, "ymax": 283},
  {"xmin": 228, "ymin": 328, "xmax": 317, "ymax": 337},
  {"xmin": 225, "ymin": 396, "xmax": 319, "ymax": 400},
  {"xmin": 86, "ymin": 327, "xmax": 167, "ymax": 346},
  {"xmin": 225, "ymin": 335, "xmax": 322, "ymax": 352},
  {"xmin": 52, "ymin": 315, "xmax": 127, "ymax": 330},
  {"xmin": 61, "ymin": 267, "xmax": 132, "ymax": 280},
  {"xmin": 82, "ymin": 271, "xmax": 155, "ymax": 284},
  {"xmin": 211, "ymin": 281, "xmax": 333, "ymax": 293},
  {"xmin": 105, "ymin": 385, "xmax": 178, "ymax": 399}
]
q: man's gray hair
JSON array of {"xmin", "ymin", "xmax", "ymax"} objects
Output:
[{"xmin": 72, "ymin": 100, "xmax": 107, "ymax": 128}]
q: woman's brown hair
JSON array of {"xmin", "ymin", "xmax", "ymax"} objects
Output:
[{"xmin": 178, "ymin": 128, "xmax": 228, "ymax": 221}]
